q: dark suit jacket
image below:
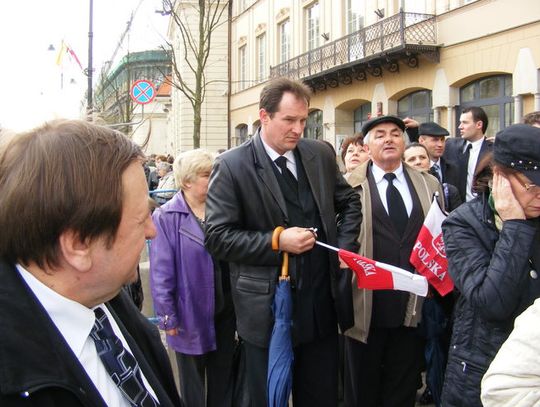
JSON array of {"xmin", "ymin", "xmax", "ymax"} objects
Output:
[
  {"xmin": 438, "ymin": 156, "xmax": 460, "ymax": 188},
  {"xmin": 205, "ymin": 130, "xmax": 362, "ymax": 347},
  {"xmin": 0, "ymin": 259, "xmax": 182, "ymax": 407},
  {"xmin": 443, "ymin": 137, "xmax": 493, "ymax": 202}
]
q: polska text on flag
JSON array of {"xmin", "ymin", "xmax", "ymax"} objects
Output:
[{"xmin": 409, "ymin": 196, "xmax": 453, "ymax": 296}]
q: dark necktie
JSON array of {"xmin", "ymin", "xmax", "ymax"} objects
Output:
[
  {"xmin": 429, "ymin": 163, "xmax": 442, "ymax": 183},
  {"xmin": 275, "ymin": 156, "xmax": 298, "ymax": 192},
  {"xmin": 384, "ymin": 173, "xmax": 408, "ymax": 237},
  {"xmin": 90, "ymin": 308, "xmax": 159, "ymax": 407}
]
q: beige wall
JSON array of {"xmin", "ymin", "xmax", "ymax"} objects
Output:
[{"xmin": 230, "ymin": 0, "xmax": 540, "ymax": 148}]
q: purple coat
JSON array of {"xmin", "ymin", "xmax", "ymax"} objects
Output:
[{"xmin": 150, "ymin": 192, "xmax": 216, "ymax": 355}]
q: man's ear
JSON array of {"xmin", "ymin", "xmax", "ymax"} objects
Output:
[
  {"xmin": 259, "ymin": 108, "xmax": 269, "ymax": 124},
  {"xmin": 58, "ymin": 230, "xmax": 92, "ymax": 272}
]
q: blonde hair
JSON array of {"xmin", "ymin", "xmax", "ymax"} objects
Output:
[{"xmin": 173, "ymin": 149, "xmax": 214, "ymax": 190}]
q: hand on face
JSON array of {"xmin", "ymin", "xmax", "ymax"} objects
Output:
[{"xmin": 492, "ymin": 172, "xmax": 526, "ymax": 220}]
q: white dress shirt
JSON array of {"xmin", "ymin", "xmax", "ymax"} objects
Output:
[
  {"xmin": 371, "ymin": 162, "xmax": 413, "ymax": 216},
  {"xmin": 466, "ymin": 138, "xmax": 484, "ymax": 201},
  {"xmin": 16, "ymin": 264, "xmax": 158, "ymax": 407},
  {"xmin": 260, "ymin": 136, "xmax": 298, "ymax": 179}
]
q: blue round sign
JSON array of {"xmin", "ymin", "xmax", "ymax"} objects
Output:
[{"xmin": 130, "ymin": 80, "xmax": 156, "ymax": 105}]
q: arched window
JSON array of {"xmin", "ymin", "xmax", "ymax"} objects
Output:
[
  {"xmin": 459, "ymin": 75, "xmax": 513, "ymax": 138},
  {"xmin": 398, "ymin": 90, "xmax": 433, "ymax": 123},
  {"xmin": 252, "ymin": 120, "xmax": 261, "ymax": 135},
  {"xmin": 304, "ymin": 110, "xmax": 323, "ymax": 140},
  {"xmin": 235, "ymin": 124, "xmax": 248, "ymax": 146},
  {"xmin": 354, "ymin": 102, "xmax": 372, "ymax": 133}
]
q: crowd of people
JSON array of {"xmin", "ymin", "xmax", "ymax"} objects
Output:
[{"xmin": 1, "ymin": 78, "xmax": 540, "ymax": 407}]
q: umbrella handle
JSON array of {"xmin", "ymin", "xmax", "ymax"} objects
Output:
[
  {"xmin": 281, "ymin": 252, "xmax": 289, "ymax": 279},
  {"xmin": 272, "ymin": 226, "xmax": 284, "ymax": 251},
  {"xmin": 272, "ymin": 226, "xmax": 289, "ymax": 280}
]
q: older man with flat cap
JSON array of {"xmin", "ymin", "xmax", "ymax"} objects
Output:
[{"xmin": 344, "ymin": 115, "xmax": 443, "ymax": 407}]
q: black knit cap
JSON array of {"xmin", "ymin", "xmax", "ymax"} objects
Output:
[
  {"xmin": 494, "ymin": 124, "xmax": 540, "ymax": 185},
  {"xmin": 418, "ymin": 122, "xmax": 449, "ymax": 137},
  {"xmin": 361, "ymin": 115, "xmax": 405, "ymax": 136}
]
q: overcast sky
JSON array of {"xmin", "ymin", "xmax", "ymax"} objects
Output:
[{"xmin": 0, "ymin": 0, "xmax": 168, "ymax": 131}]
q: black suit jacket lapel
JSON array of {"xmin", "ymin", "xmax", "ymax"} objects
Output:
[
  {"xmin": 296, "ymin": 141, "xmax": 330, "ymax": 238},
  {"xmin": 252, "ymin": 132, "xmax": 288, "ymax": 218}
]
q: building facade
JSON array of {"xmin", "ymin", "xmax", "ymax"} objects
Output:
[
  {"xmin": 230, "ymin": 0, "xmax": 540, "ymax": 151},
  {"xmin": 93, "ymin": 50, "xmax": 170, "ymax": 129},
  {"xmin": 167, "ymin": 0, "xmax": 229, "ymax": 154}
]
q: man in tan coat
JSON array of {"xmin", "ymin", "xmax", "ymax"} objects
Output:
[{"xmin": 344, "ymin": 116, "xmax": 442, "ymax": 407}]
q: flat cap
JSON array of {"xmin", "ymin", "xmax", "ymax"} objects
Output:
[
  {"xmin": 419, "ymin": 122, "xmax": 449, "ymax": 137},
  {"xmin": 362, "ymin": 115, "xmax": 405, "ymax": 136},
  {"xmin": 494, "ymin": 124, "xmax": 540, "ymax": 185}
]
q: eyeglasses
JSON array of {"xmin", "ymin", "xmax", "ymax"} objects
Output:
[{"xmin": 516, "ymin": 175, "xmax": 540, "ymax": 194}]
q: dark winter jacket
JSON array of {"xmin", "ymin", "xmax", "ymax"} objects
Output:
[
  {"xmin": 440, "ymin": 194, "xmax": 540, "ymax": 407},
  {"xmin": 0, "ymin": 258, "xmax": 182, "ymax": 407}
]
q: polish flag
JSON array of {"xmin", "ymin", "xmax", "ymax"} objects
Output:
[
  {"xmin": 338, "ymin": 249, "xmax": 428, "ymax": 297},
  {"xmin": 410, "ymin": 197, "xmax": 453, "ymax": 296}
]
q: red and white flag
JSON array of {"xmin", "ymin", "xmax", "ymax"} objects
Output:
[
  {"xmin": 338, "ymin": 249, "xmax": 428, "ymax": 297},
  {"xmin": 410, "ymin": 196, "xmax": 453, "ymax": 296}
]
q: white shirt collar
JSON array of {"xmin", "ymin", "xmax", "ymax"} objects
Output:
[
  {"xmin": 16, "ymin": 264, "xmax": 97, "ymax": 359},
  {"xmin": 431, "ymin": 158, "xmax": 441, "ymax": 167},
  {"xmin": 260, "ymin": 134, "xmax": 296, "ymax": 166},
  {"xmin": 371, "ymin": 161, "xmax": 405, "ymax": 184},
  {"xmin": 466, "ymin": 137, "xmax": 484, "ymax": 152}
]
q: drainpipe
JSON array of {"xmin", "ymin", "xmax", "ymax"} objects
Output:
[{"xmin": 227, "ymin": 1, "xmax": 232, "ymax": 149}]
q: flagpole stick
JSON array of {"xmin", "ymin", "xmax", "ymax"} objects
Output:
[{"xmin": 315, "ymin": 241, "xmax": 339, "ymax": 252}]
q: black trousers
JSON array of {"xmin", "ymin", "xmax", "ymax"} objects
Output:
[
  {"xmin": 244, "ymin": 332, "xmax": 338, "ymax": 407},
  {"xmin": 344, "ymin": 326, "xmax": 423, "ymax": 407},
  {"xmin": 175, "ymin": 296, "xmax": 236, "ymax": 407}
]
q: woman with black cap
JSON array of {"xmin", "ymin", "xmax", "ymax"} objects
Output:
[{"xmin": 440, "ymin": 123, "xmax": 540, "ymax": 407}]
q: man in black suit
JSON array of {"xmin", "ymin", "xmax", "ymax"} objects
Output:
[
  {"xmin": 405, "ymin": 120, "xmax": 460, "ymax": 187},
  {"xmin": 443, "ymin": 106, "xmax": 493, "ymax": 202},
  {"xmin": 344, "ymin": 116, "xmax": 443, "ymax": 407},
  {"xmin": 0, "ymin": 120, "xmax": 182, "ymax": 407},
  {"xmin": 205, "ymin": 78, "xmax": 362, "ymax": 407}
]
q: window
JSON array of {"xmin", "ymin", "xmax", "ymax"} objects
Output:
[
  {"xmin": 398, "ymin": 90, "xmax": 433, "ymax": 124},
  {"xmin": 346, "ymin": 0, "xmax": 364, "ymax": 34},
  {"xmin": 279, "ymin": 20, "xmax": 291, "ymax": 63},
  {"xmin": 239, "ymin": 45, "xmax": 247, "ymax": 90},
  {"xmin": 235, "ymin": 124, "xmax": 248, "ymax": 146},
  {"xmin": 304, "ymin": 110, "xmax": 323, "ymax": 140},
  {"xmin": 306, "ymin": 2, "xmax": 320, "ymax": 51},
  {"xmin": 256, "ymin": 34, "xmax": 267, "ymax": 82},
  {"xmin": 354, "ymin": 103, "xmax": 372, "ymax": 133},
  {"xmin": 459, "ymin": 75, "xmax": 513, "ymax": 138}
]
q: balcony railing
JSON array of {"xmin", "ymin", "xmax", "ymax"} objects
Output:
[{"xmin": 270, "ymin": 11, "xmax": 437, "ymax": 81}]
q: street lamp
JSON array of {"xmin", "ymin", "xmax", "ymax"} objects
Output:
[{"xmin": 87, "ymin": 0, "xmax": 94, "ymax": 120}]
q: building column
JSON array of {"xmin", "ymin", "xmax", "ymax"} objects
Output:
[
  {"xmin": 433, "ymin": 107, "xmax": 441, "ymax": 124},
  {"xmin": 534, "ymin": 93, "xmax": 540, "ymax": 111},
  {"xmin": 447, "ymin": 106, "xmax": 455, "ymax": 137},
  {"xmin": 514, "ymin": 95, "xmax": 523, "ymax": 123}
]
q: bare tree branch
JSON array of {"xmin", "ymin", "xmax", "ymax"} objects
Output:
[{"xmin": 164, "ymin": 0, "xmax": 229, "ymax": 148}]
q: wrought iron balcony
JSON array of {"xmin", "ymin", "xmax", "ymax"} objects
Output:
[{"xmin": 270, "ymin": 11, "xmax": 439, "ymax": 91}]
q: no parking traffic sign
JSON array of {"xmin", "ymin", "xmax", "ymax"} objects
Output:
[{"xmin": 130, "ymin": 79, "xmax": 156, "ymax": 105}]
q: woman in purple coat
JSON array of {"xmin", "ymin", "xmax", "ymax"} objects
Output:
[{"xmin": 150, "ymin": 149, "xmax": 235, "ymax": 407}]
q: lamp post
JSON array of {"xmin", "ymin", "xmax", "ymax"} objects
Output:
[{"xmin": 87, "ymin": 0, "xmax": 94, "ymax": 120}]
